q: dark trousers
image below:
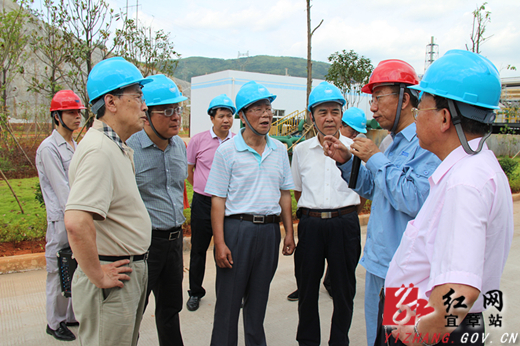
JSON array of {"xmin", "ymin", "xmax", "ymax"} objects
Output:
[
  {"xmin": 144, "ymin": 233, "xmax": 184, "ymax": 346},
  {"xmin": 374, "ymin": 292, "xmax": 484, "ymax": 346},
  {"xmin": 188, "ymin": 192, "xmax": 213, "ymax": 298},
  {"xmin": 210, "ymin": 218, "xmax": 281, "ymax": 346},
  {"xmin": 295, "ymin": 210, "xmax": 361, "ymax": 346}
]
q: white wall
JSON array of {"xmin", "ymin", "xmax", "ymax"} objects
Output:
[{"xmin": 190, "ymin": 70, "xmax": 371, "ymax": 137}]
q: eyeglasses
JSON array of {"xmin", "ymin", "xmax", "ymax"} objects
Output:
[
  {"xmin": 412, "ymin": 107, "xmax": 438, "ymax": 119},
  {"xmin": 120, "ymin": 93, "xmax": 145, "ymax": 104},
  {"xmin": 151, "ymin": 107, "xmax": 183, "ymax": 117},
  {"xmin": 247, "ymin": 107, "xmax": 273, "ymax": 116},
  {"xmin": 369, "ymin": 93, "xmax": 397, "ymax": 106}
]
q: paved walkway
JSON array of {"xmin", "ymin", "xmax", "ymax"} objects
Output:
[{"xmin": 1, "ymin": 202, "xmax": 520, "ymax": 346}]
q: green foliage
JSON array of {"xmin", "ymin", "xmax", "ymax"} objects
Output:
[
  {"xmin": 113, "ymin": 18, "xmax": 180, "ymax": 77},
  {"xmin": 499, "ymin": 124, "xmax": 518, "ymax": 157},
  {"xmin": 173, "ymin": 56, "xmax": 330, "ymax": 81},
  {"xmin": 0, "ymin": 0, "xmax": 32, "ymax": 110},
  {"xmin": 325, "ymin": 49, "xmax": 373, "ymax": 108},
  {"xmin": 0, "ymin": 177, "xmax": 47, "ymax": 243},
  {"xmin": 499, "ymin": 157, "xmax": 519, "ymax": 179},
  {"xmin": 466, "ymin": 2, "xmax": 491, "ymax": 54},
  {"xmin": 34, "ymin": 181, "xmax": 45, "ymax": 208}
]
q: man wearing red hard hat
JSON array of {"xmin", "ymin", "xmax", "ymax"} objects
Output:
[
  {"xmin": 36, "ymin": 90, "xmax": 85, "ymax": 341},
  {"xmin": 323, "ymin": 60, "xmax": 441, "ymax": 346}
]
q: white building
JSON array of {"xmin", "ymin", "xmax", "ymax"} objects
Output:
[{"xmin": 189, "ymin": 70, "xmax": 371, "ymax": 137}]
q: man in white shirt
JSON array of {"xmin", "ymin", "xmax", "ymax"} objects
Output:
[{"xmin": 292, "ymin": 82, "xmax": 361, "ymax": 346}]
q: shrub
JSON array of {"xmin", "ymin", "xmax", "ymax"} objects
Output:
[{"xmin": 499, "ymin": 157, "xmax": 519, "ymax": 179}]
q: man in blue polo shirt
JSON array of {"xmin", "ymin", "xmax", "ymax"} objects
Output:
[{"xmin": 205, "ymin": 81, "xmax": 295, "ymax": 346}]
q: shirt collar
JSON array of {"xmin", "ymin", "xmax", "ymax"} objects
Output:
[
  {"xmin": 430, "ymin": 138, "xmax": 488, "ymax": 185},
  {"xmin": 394, "ymin": 122, "xmax": 417, "ymax": 142},
  {"xmin": 51, "ymin": 129, "xmax": 67, "ymax": 146},
  {"xmin": 100, "ymin": 123, "xmax": 126, "ymax": 153},
  {"xmin": 235, "ymin": 128, "xmax": 277, "ymax": 152},
  {"xmin": 210, "ymin": 127, "xmax": 233, "ymax": 143}
]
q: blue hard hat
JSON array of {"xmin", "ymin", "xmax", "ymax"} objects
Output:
[
  {"xmin": 308, "ymin": 82, "xmax": 346, "ymax": 112},
  {"xmin": 87, "ymin": 57, "xmax": 152, "ymax": 103},
  {"xmin": 342, "ymin": 107, "xmax": 367, "ymax": 133},
  {"xmin": 409, "ymin": 50, "xmax": 500, "ymax": 110},
  {"xmin": 207, "ymin": 94, "xmax": 236, "ymax": 115},
  {"xmin": 142, "ymin": 74, "xmax": 187, "ymax": 107},
  {"xmin": 235, "ymin": 81, "xmax": 276, "ymax": 114}
]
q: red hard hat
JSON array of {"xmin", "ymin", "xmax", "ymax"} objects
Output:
[
  {"xmin": 50, "ymin": 90, "xmax": 86, "ymax": 112},
  {"xmin": 361, "ymin": 59, "xmax": 419, "ymax": 94}
]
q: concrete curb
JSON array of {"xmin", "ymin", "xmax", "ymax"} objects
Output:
[{"xmin": 3, "ymin": 191, "xmax": 518, "ymax": 274}]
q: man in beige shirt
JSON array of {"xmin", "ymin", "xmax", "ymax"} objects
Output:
[{"xmin": 64, "ymin": 57, "xmax": 152, "ymax": 346}]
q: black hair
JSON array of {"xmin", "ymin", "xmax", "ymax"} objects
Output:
[
  {"xmin": 209, "ymin": 107, "xmax": 232, "ymax": 117},
  {"xmin": 432, "ymin": 94, "xmax": 489, "ymax": 136},
  {"xmin": 388, "ymin": 85, "xmax": 419, "ymax": 108},
  {"xmin": 52, "ymin": 111, "xmax": 61, "ymax": 126}
]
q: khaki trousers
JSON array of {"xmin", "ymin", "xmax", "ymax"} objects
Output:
[{"xmin": 72, "ymin": 259, "xmax": 147, "ymax": 346}]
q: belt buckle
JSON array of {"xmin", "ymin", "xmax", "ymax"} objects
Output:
[
  {"xmin": 143, "ymin": 252, "xmax": 149, "ymax": 261},
  {"xmin": 321, "ymin": 212, "xmax": 332, "ymax": 219},
  {"xmin": 169, "ymin": 230, "xmax": 180, "ymax": 241},
  {"xmin": 253, "ymin": 215, "xmax": 265, "ymax": 224}
]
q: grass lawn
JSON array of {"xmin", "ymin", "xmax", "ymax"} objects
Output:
[{"xmin": 0, "ymin": 177, "xmax": 47, "ymax": 242}]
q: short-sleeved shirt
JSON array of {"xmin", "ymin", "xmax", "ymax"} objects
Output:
[
  {"xmin": 127, "ymin": 130, "xmax": 187, "ymax": 229},
  {"xmin": 187, "ymin": 127, "xmax": 234, "ymax": 196},
  {"xmin": 292, "ymin": 135, "xmax": 360, "ymax": 209},
  {"xmin": 66, "ymin": 126, "xmax": 151, "ymax": 256},
  {"xmin": 205, "ymin": 129, "xmax": 294, "ymax": 216},
  {"xmin": 36, "ymin": 130, "xmax": 76, "ymax": 222},
  {"xmin": 337, "ymin": 123, "xmax": 441, "ymax": 278},
  {"xmin": 385, "ymin": 141, "xmax": 514, "ymax": 313}
]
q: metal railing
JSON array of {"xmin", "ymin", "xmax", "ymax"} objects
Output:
[{"xmin": 269, "ymin": 110, "xmax": 305, "ymax": 137}]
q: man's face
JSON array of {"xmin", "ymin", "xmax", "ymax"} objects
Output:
[
  {"xmin": 313, "ymin": 102, "xmax": 342, "ymax": 137},
  {"xmin": 116, "ymin": 85, "xmax": 148, "ymax": 135},
  {"xmin": 340, "ymin": 124, "xmax": 359, "ymax": 139},
  {"xmin": 243, "ymin": 99, "xmax": 273, "ymax": 135},
  {"xmin": 59, "ymin": 109, "xmax": 82, "ymax": 131},
  {"xmin": 211, "ymin": 108, "xmax": 233, "ymax": 134},
  {"xmin": 148, "ymin": 103, "xmax": 182, "ymax": 138},
  {"xmin": 415, "ymin": 93, "xmax": 440, "ymax": 152},
  {"xmin": 370, "ymin": 85, "xmax": 399, "ymax": 131}
]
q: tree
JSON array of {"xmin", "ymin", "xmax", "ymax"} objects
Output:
[
  {"xmin": 465, "ymin": 2, "xmax": 492, "ymax": 54},
  {"xmin": 305, "ymin": 0, "xmax": 322, "ymax": 139},
  {"xmin": 112, "ymin": 18, "xmax": 180, "ymax": 77},
  {"xmin": 325, "ymin": 49, "xmax": 373, "ymax": 109},
  {"xmin": 0, "ymin": 0, "xmax": 32, "ymax": 113},
  {"xmin": 58, "ymin": 0, "xmax": 121, "ymax": 123},
  {"xmin": 27, "ymin": 0, "xmax": 71, "ymax": 102}
]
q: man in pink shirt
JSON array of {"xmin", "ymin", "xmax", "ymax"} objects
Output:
[
  {"xmin": 186, "ymin": 94, "xmax": 236, "ymax": 311},
  {"xmin": 374, "ymin": 51, "xmax": 514, "ymax": 345}
]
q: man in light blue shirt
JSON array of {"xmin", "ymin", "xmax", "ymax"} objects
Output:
[
  {"xmin": 323, "ymin": 60, "xmax": 441, "ymax": 346},
  {"xmin": 127, "ymin": 74, "xmax": 188, "ymax": 346},
  {"xmin": 205, "ymin": 81, "xmax": 295, "ymax": 346}
]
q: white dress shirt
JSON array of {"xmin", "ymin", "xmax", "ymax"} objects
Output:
[{"xmin": 292, "ymin": 135, "xmax": 360, "ymax": 209}]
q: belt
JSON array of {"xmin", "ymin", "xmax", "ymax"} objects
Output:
[
  {"xmin": 300, "ymin": 205, "xmax": 357, "ymax": 219},
  {"xmin": 99, "ymin": 253, "xmax": 148, "ymax": 262},
  {"xmin": 152, "ymin": 227, "xmax": 182, "ymax": 241},
  {"xmin": 227, "ymin": 214, "xmax": 281, "ymax": 224}
]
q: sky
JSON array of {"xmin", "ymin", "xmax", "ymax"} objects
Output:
[{"xmin": 66, "ymin": 0, "xmax": 520, "ymax": 79}]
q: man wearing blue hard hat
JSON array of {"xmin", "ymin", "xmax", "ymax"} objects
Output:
[
  {"xmin": 374, "ymin": 50, "xmax": 514, "ymax": 346},
  {"xmin": 64, "ymin": 57, "xmax": 152, "ymax": 346},
  {"xmin": 186, "ymin": 94, "xmax": 236, "ymax": 312},
  {"xmin": 323, "ymin": 59, "xmax": 441, "ymax": 346},
  {"xmin": 340, "ymin": 107, "xmax": 367, "ymax": 139},
  {"xmin": 205, "ymin": 81, "xmax": 295, "ymax": 346},
  {"xmin": 291, "ymin": 81, "xmax": 362, "ymax": 346},
  {"xmin": 127, "ymin": 74, "xmax": 188, "ymax": 346}
]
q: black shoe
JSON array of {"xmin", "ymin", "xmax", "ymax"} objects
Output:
[
  {"xmin": 65, "ymin": 321, "xmax": 79, "ymax": 327},
  {"xmin": 287, "ymin": 290, "xmax": 299, "ymax": 301},
  {"xmin": 46, "ymin": 322, "xmax": 76, "ymax": 341},
  {"xmin": 187, "ymin": 296, "xmax": 201, "ymax": 311}
]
